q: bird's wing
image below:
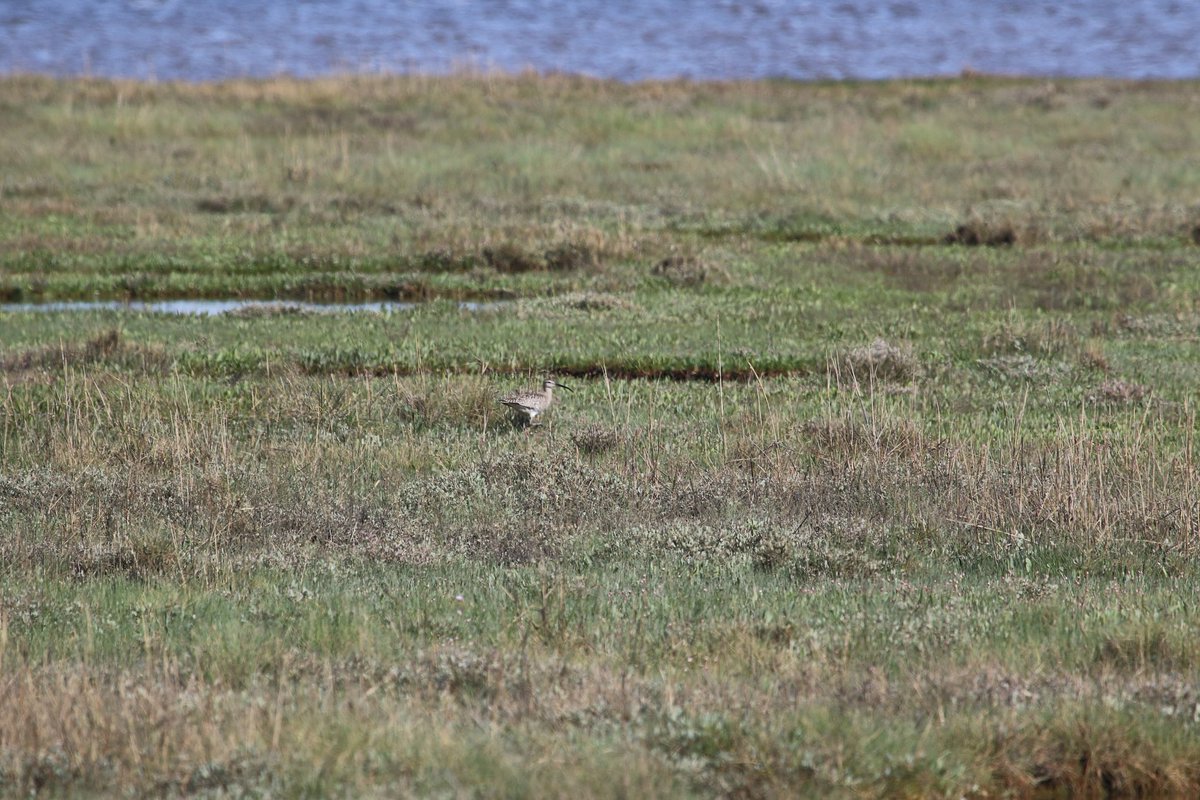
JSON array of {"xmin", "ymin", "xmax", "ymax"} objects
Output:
[{"xmin": 499, "ymin": 394, "xmax": 534, "ymax": 411}]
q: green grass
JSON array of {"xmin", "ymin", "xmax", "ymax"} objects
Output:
[{"xmin": 2, "ymin": 73, "xmax": 1200, "ymax": 797}]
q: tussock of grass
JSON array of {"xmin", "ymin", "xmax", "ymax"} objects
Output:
[
  {"xmin": 943, "ymin": 220, "xmax": 1018, "ymax": 247},
  {"xmin": 837, "ymin": 338, "xmax": 921, "ymax": 384},
  {"xmin": 651, "ymin": 255, "xmax": 724, "ymax": 286},
  {"xmin": 989, "ymin": 709, "xmax": 1200, "ymax": 797},
  {"xmin": 1090, "ymin": 378, "xmax": 1151, "ymax": 405},
  {"xmin": 976, "ymin": 353, "xmax": 1070, "ymax": 382},
  {"xmin": 1, "ymin": 327, "xmax": 171, "ymax": 376},
  {"xmin": 982, "ymin": 314, "xmax": 1078, "ymax": 357},
  {"xmin": 570, "ymin": 422, "xmax": 623, "ymax": 454},
  {"xmin": 558, "ymin": 291, "xmax": 635, "ymax": 312},
  {"xmin": 482, "ymin": 238, "xmax": 605, "ymax": 274},
  {"xmin": 389, "ymin": 373, "xmax": 499, "ymax": 430}
]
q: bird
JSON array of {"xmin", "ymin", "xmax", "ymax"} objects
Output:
[{"xmin": 498, "ymin": 378, "xmax": 571, "ymax": 427}]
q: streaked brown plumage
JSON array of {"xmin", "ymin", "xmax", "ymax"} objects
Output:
[{"xmin": 498, "ymin": 378, "xmax": 571, "ymax": 425}]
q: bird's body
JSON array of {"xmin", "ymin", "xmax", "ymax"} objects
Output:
[{"xmin": 499, "ymin": 378, "xmax": 570, "ymax": 426}]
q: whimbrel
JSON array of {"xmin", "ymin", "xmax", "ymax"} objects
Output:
[{"xmin": 498, "ymin": 378, "xmax": 571, "ymax": 426}]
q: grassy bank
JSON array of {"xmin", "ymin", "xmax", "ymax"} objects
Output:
[{"xmin": 2, "ymin": 74, "xmax": 1200, "ymax": 797}]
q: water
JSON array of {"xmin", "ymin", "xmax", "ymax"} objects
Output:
[
  {"xmin": 0, "ymin": 299, "xmax": 494, "ymax": 316},
  {"xmin": 1, "ymin": 1, "xmax": 1196, "ymax": 82}
]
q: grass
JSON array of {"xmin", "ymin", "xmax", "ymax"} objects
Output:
[{"xmin": 2, "ymin": 72, "xmax": 1200, "ymax": 797}]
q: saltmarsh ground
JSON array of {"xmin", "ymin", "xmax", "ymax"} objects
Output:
[{"xmin": 2, "ymin": 74, "xmax": 1200, "ymax": 797}]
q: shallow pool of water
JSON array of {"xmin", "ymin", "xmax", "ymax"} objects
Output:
[{"xmin": 0, "ymin": 299, "xmax": 493, "ymax": 316}]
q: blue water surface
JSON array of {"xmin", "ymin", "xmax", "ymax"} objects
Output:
[{"xmin": 1, "ymin": 0, "xmax": 1197, "ymax": 81}]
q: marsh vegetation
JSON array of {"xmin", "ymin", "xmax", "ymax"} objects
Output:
[{"xmin": 2, "ymin": 74, "xmax": 1200, "ymax": 797}]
